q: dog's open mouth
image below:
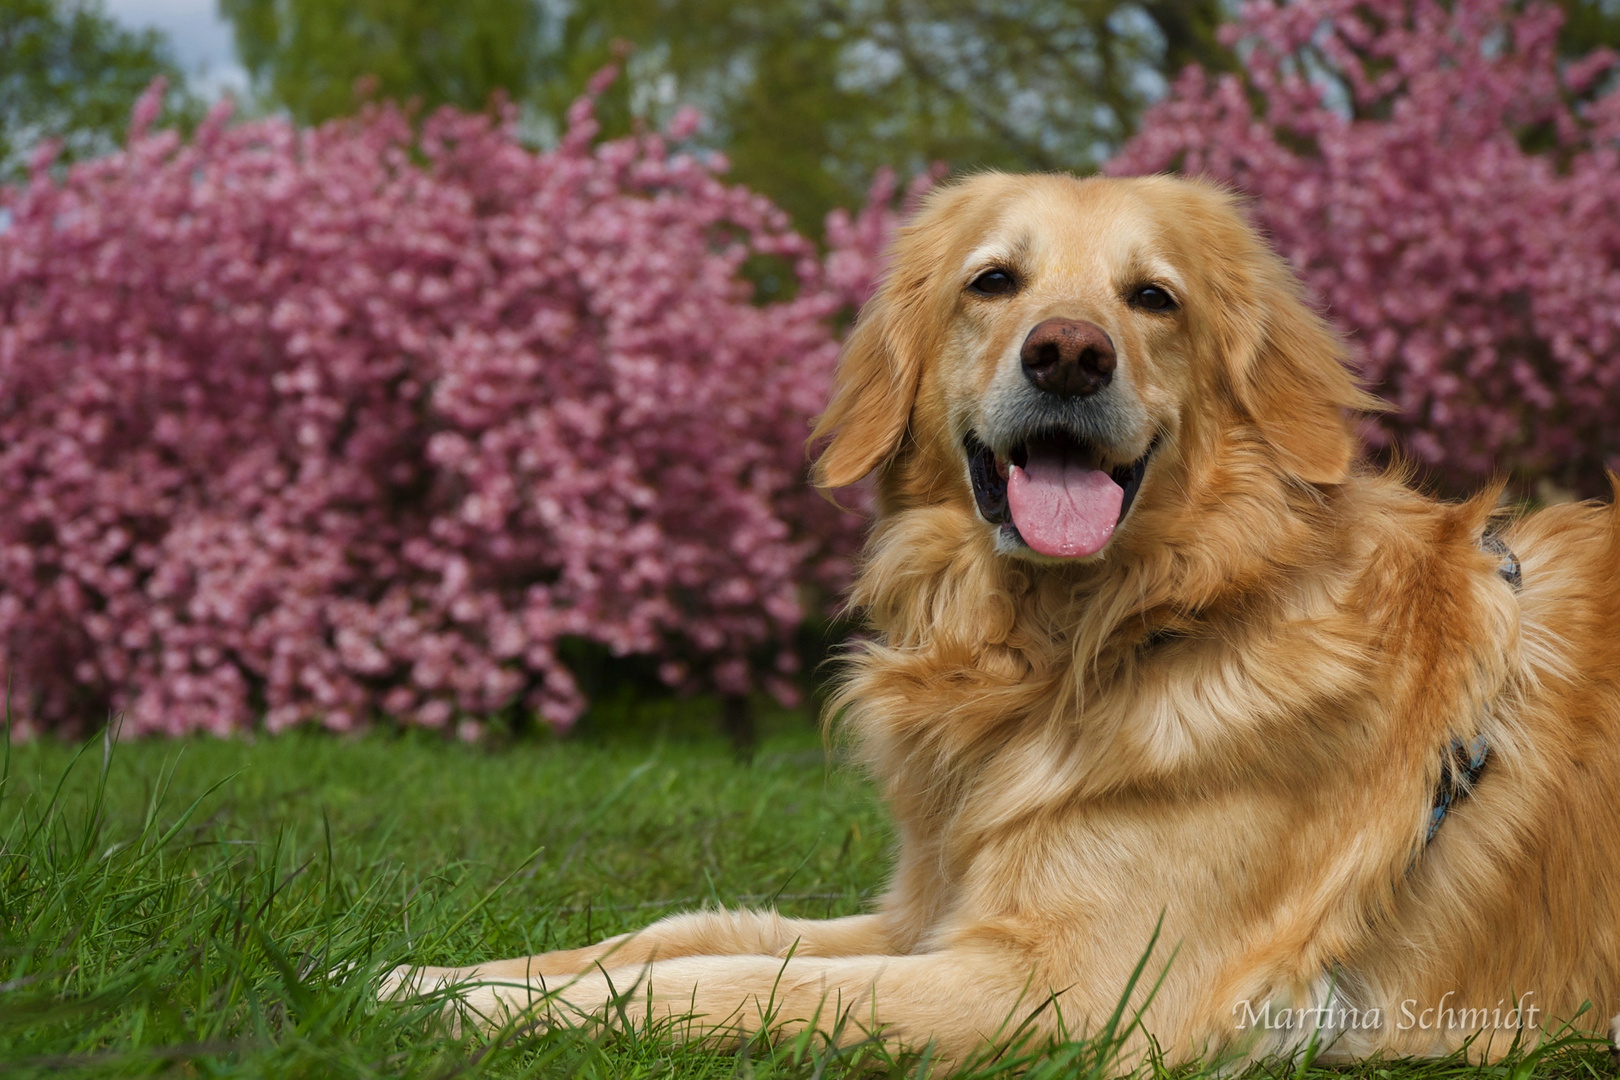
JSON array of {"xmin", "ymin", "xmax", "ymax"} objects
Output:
[{"xmin": 965, "ymin": 431, "xmax": 1150, "ymax": 558}]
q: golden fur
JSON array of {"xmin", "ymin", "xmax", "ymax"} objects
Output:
[{"xmin": 389, "ymin": 173, "xmax": 1620, "ymax": 1066}]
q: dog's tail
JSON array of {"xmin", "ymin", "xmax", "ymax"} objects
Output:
[{"xmin": 1610, "ymin": 1013, "xmax": 1619, "ymax": 1068}]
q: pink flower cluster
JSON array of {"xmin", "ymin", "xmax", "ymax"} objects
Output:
[
  {"xmin": 1111, "ymin": 0, "xmax": 1620, "ymax": 491},
  {"xmin": 0, "ymin": 78, "xmax": 896, "ymax": 737}
]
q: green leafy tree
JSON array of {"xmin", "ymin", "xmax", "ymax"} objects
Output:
[
  {"xmin": 219, "ymin": 0, "xmax": 1234, "ymax": 230},
  {"xmin": 218, "ymin": 0, "xmax": 549, "ymax": 122},
  {"xmin": 1557, "ymin": 0, "xmax": 1620, "ymax": 54},
  {"xmin": 545, "ymin": 0, "xmax": 1236, "ymax": 228},
  {"xmin": 0, "ymin": 0, "xmax": 193, "ymax": 179}
]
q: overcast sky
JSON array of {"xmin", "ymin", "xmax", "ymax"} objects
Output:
[{"xmin": 102, "ymin": 0, "xmax": 251, "ymax": 99}]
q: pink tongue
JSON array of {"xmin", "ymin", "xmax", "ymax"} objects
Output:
[{"xmin": 1007, "ymin": 450, "xmax": 1123, "ymax": 558}]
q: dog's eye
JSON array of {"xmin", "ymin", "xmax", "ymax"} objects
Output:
[
  {"xmin": 1131, "ymin": 285, "xmax": 1177, "ymax": 312},
  {"xmin": 969, "ymin": 269, "xmax": 1017, "ymax": 296}
]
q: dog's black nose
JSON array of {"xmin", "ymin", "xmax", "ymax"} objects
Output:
[{"xmin": 1020, "ymin": 319, "xmax": 1116, "ymax": 398}]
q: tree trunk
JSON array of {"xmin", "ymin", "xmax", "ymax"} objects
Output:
[{"xmin": 721, "ymin": 694, "xmax": 756, "ymax": 758}]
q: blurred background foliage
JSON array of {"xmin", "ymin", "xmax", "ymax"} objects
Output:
[
  {"xmin": 5, "ymin": 0, "xmax": 1620, "ymax": 228},
  {"xmin": 0, "ymin": 0, "xmax": 196, "ymax": 178},
  {"xmin": 212, "ymin": 0, "xmax": 1237, "ymax": 230}
]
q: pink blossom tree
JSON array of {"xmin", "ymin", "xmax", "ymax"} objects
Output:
[
  {"xmin": 1111, "ymin": 0, "xmax": 1620, "ymax": 494},
  {"xmin": 0, "ymin": 75, "xmax": 893, "ymax": 739}
]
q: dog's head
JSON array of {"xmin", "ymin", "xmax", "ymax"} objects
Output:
[{"xmin": 813, "ymin": 173, "xmax": 1375, "ymax": 566}]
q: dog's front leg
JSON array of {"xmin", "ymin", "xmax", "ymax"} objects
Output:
[
  {"xmin": 452, "ymin": 948, "xmax": 1060, "ymax": 1063},
  {"xmin": 382, "ymin": 910, "xmax": 894, "ymax": 995}
]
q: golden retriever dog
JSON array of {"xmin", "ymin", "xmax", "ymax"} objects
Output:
[{"xmin": 388, "ymin": 173, "xmax": 1620, "ymax": 1067}]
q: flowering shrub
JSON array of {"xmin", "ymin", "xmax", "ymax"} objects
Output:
[
  {"xmin": 1111, "ymin": 0, "xmax": 1620, "ymax": 492},
  {"xmin": 0, "ymin": 76, "xmax": 894, "ymax": 738}
]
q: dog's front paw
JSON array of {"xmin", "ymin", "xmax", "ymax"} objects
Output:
[
  {"xmin": 378, "ymin": 963, "xmax": 467, "ymax": 1001},
  {"xmin": 378, "ymin": 964, "xmax": 586, "ymax": 1036},
  {"xmin": 378, "ymin": 964, "xmax": 503, "ymax": 1036}
]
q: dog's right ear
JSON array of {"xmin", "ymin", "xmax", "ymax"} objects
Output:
[
  {"xmin": 809, "ymin": 289, "xmax": 922, "ymax": 490},
  {"xmin": 810, "ymin": 183, "xmax": 975, "ymax": 490}
]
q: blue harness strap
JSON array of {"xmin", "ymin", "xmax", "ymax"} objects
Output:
[
  {"xmin": 1423, "ymin": 528, "xmax": 1519, "ymax": 846},
  {"xmin": 1426, "ymin": 734, "xmax": 1492, "ymax": 843},
  {"xmin": 1479, "ymin": 530, "xmax": 1522, "ymax": 590}
]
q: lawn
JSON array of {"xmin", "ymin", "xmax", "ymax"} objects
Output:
[{"xmin": 0, "ymin": 696, "xmax": 1611, "ymax": 1079}]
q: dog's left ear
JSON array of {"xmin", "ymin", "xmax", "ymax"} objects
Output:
[
  {"xmin": 1223, "ymin": 261, "xmax": 1382, "ymax": 487},
  {"xmin": 1181, "ymin": 179, "xmax": 1381, "ymax": 486}
]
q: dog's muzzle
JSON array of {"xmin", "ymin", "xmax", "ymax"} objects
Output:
[{"xmin": 965, "ymin": 429, "xmax": 1151, "ymax": 558}]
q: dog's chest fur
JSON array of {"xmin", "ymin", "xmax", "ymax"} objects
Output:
[{"xmin": 833, "ymin": 485, "xmax": 1545, "ymax": 1043}]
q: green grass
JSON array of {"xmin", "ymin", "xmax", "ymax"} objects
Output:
[{"xmin": 0, "ymin": 696, "xmax": 1612, "ymax": 1078}]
